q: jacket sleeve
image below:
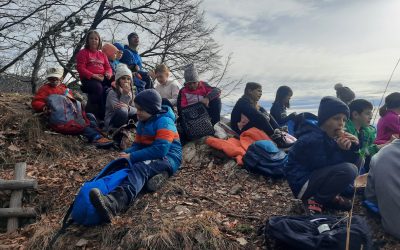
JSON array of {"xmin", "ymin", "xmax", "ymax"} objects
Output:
[
  {"xmin": 169, "ymin": 80, "xmax": 180, "ymax": 106},
  {"xmin": 240, "ymin": 101, "xmax": 275, "ymax": 132},
  {"xmin": 290, "ymin": 135, "xmax": 330, "ymax": 170},
  {"xmin": 129, "ymin": 118, "xmax": 176, "ymax": 163},
  {"xmin": 385, "ymin": 114, "xmax": 400, "ymax": 134},
  {"xmin": 203, "ymin": 82, "xmax": 221, "ymax": 100},
  {"xmin": 76, "ymin": 50, "xmax": 94, "ymax": 80},
  {"xmin": 364, "ymin": 156, "xmax": 378, "ymax": 203},
  {"xmin": 177, "ymin": 88, "xmax": 183, "ymax": 117},
  {"xmin": 31, "ymin": 87, "xmax": 48, "ymax": 112},
  {"xmin": 119, "ymin": 49, "xmax": 135, "ymax": 68}
]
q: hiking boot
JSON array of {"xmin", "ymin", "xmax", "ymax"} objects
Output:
[
  {"xmin": 326, "ymin": 195, "xmax": 352, "ymax": 211},
  {"xmin": 145, "ymin": 172, "xmax": 169, "ymax": 192},
  {"xmin": 94, "ymin": 137, "xmax": 114, "ymax": 149},
  {"xmin": 303, "ymin": 197, "xmax": 323, "ymax": 215},
  {"xmin": 89, "ymin": 187, "xmax": 129, "ymax": 222}
]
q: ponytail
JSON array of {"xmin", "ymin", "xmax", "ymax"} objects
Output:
[{"xmin": 379, "ymin": 104, "xmax": 388, "ymax": 117}]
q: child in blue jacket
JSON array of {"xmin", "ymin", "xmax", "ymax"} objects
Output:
[
  {"xmin": 89, "ymin": 89, "xmax": 182, "ymax": 222},
  {"xmin": 284, "ymin": 96, "xmax": 360, "ymax": 215}
]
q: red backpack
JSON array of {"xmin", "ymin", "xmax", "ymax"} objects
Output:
[{"xmin": 47, "ymin": 94, "xmax": 90, "ymax": 134}]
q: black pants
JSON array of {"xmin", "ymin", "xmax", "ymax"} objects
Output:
[
  {"xmin": 241, "ymin": 113, "xmax": 279, "ymax": 136},
  {"xmin": 81, "ymin": 78, "xmax": 110, "ymax": 120},
  {"xmin": 207, "ymin": 97, "xmax": 221, "ymax": 125},
  {"xmin": 300, "ymin": 162, "xmax": 357, "ymax": 204}
]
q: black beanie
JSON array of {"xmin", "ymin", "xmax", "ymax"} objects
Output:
[
  {"xmin": 318, "ymin": 96, "xmax": 350, "ymax": 126},
  {"xmin": 134, "ymin": 89, "xmax": 162, "ymax": 115}
]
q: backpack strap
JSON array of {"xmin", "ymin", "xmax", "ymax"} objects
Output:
[{"xmin": 47, "ymin": 202, "xmax": 74, "ymax": 249}]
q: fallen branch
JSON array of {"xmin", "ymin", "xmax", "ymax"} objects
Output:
[{"xmin": 225, "ymin": 213, "xmax": 261, "ymax": 220}]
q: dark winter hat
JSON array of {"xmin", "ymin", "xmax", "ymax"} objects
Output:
[
  {"xmin": 184, "ymin": 63, "xmax": 199, "ymax": 84},
  {"xmin": 318, "ymin": 96, "xmax": 350, "ymax": 126},
  {"xmin": 134, "ymin": 89, "xmax": 162, "ymax": 115}
]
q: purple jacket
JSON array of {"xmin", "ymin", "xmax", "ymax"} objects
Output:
[{"xmin": 375, "ymin": 110, "xmax": 400, "ymax": 145}]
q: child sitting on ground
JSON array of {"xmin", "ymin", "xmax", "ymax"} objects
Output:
[
  {"xmin": 89, "ymin": 89, "xmax": 182, "ymax": 222},
  {"xmin": 154, "ymin": 64, "xmax": 180, "ymax": 108},
  {"xmin": 102, "ymin": 43, "xmax": 120, "ymax": 74},
  {"xmin": 345, "ymin": 99, "xmax": 380, "ymax": 172},
  {"xmin": 375, "ymin": 92, "xmax": 400, "ymax": 145},
  {"xmin": 284, "ymin": 96, "xmax": 360, "ymax": 215},
  {"xmin": 270, "ymin": 85, "xmax": 297, "ymax": 131},
  {"xmin": 231, "ymin": 82, "xmax": 292, "ymax": 148},
  {"xmin": 31, "ymin": 67, "xmax": 113, "ymax": 148},
  {"xmin": 104, "ymin": 64, "xmax": 136, "ymax": 132},
  {"xmin": 177, "ymin": 63, "xmax": 222, "ymax": 125}
]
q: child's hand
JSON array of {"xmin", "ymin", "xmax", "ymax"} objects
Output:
[
  {"xmin": 93, "ymin": 74, "xmax": 105, "ymax": 81},
  {"xmin": 105, "ymin": 73, "xmax": 111, "ymax": 80},
  {"xmin": 119, "ymin": 152, "xmax": 130, "ymax": 159},
  {"xmin": 342, "ymin": 132, "xmax": 359, "ymax": 145},
  {"xmin": 114, "ymin": 102, "xmax": 128, "ymax": 110},
  {"xmin": 200, "ymin": 97, "xmax": 210, "ymax": 107},
  {"xmin": 337, "ymin": 137, "xmax": 352, "ymax": 150}
]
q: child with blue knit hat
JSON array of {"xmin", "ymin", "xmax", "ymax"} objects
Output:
[
  {"xmin": 284, "ymin": 96, "xmax": 360, "ymax": 215},
  {"xmin": 89, "ymin": 89, "xmax": 182, "ymax": 222}
]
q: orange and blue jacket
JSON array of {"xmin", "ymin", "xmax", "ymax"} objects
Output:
[{"xmin": 124, "ymin": 106, "xmax": 182, "ymax": 173}]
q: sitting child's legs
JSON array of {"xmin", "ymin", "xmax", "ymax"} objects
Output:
[
  {"xmin": 301, "ymin": 162, "xmax": 357, "ymax": 212},
  {"xmin": 110, "ymin": 107, "xmax": 130, "ymax": 129},
  {"xmin": 89, "ymin": 158, "xmax": 172, "ymax": 221},
  {"xmin": 207, "ymin": 97, "xmax": 221, "ymax": 125}
]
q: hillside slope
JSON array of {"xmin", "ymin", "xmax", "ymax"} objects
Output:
[{"xmin": 0, "ymin": 93, "xmax": 399, "ymax": 249}]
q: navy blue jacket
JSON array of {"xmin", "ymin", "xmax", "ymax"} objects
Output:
[
  {"xmin": 270, "ymin": 101, "xmax": 292, "ymax": 126},
  {"xmin": 284, "ymin": 120, "xmax": 359, "ymax": 198}
]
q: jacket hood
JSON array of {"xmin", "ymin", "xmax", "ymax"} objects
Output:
[
  {"xmin": 157, "ymin": 105, "xmax": 176, "ymax": 122},
  {"xmin": 295, "ymin": 118, "xmax": 321, "ymax": 138}
]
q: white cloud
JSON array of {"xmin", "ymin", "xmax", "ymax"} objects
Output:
[{"xmin": 202, "ymin": 0, "xmax": 400, "ymax": 99}]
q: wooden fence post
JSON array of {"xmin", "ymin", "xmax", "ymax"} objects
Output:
[{"xmin": 7, "ymin": 162, "xmax": 27, "ymax": 233}]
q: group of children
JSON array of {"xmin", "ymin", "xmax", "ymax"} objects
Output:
[{"xmin": 30, "ymin": 29, "xmax": 400, "ymax": 239}]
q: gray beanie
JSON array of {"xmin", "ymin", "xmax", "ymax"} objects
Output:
[
  {"xmin": 115, "ymin": 63, "xmax": 132, "ymax": 82},
  {"xmin": 184, "ymin": 63, "xmax": 199, "ymax": 84},
  {"xmin": 134, "ymin": 89, "xmax": 162, "ymax": 115},
  {"xmin": 318, "ymin": 96, "xmax": 350, "ymax": 126}
]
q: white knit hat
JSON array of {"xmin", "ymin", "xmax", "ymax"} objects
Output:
[{"xmin": 115, "ymin": 63, "xmax": 132, "ymax": 81}]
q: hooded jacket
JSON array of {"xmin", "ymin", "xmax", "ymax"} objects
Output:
[
  {"xmin": 284, "ymin": 120, "xmax": 359, "ymax": 198},
  {"xmin": 124, "ymin": 106, "xmax": 182, "ymax": 173}
]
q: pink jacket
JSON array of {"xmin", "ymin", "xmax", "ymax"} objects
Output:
[
  {"xmin": 375, "ymin": 110, "xmax": 400, "ymax": 145},
  {"xmin": 76, "ymin": 48, "xmax": 112, "ymax": 80}
]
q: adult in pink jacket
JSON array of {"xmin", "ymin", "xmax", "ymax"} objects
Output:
[{"xmin": 76, "ymin": 30, "xmax": 112, "ymax": 120}]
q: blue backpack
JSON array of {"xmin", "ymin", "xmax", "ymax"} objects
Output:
[
  {"xmin": 49, "ymin": 158, "xmax": 130, "ymax": 247},
  {"xmin": 243, "ymin": 140, "xmax": 288, "ymax": 178}
]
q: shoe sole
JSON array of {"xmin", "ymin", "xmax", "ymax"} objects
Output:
[
  {"xmin": 145, "ymin": 173, "xmax": 168, "ymax": 192},
  {"xmin": 89, "ymin": 189, "xmax": 113, "ymax": 222}
]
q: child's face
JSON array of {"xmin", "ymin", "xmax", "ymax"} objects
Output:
[
  {"xmin": 118, "ymin": 76, "xmax": 131, "ymax": 93},
  {"xmin": 248, "ymin": 87, "xmax": 262, "ymax": 102},
  {"xmin": 135, "ymin": 103, "xmax": 152, "ymax": 121},
  {"xmin": 156, "ymin": 72, "xmax": 168, "ymax": 85},
  {"xmin": 283, "ymin": 94, "xmax": 292, "ymax": 105},
  {"xmin": 352, "ymin": 109, "xmax": 373, "ymax": 127},
  {"xmin": 187, "ymin": 82, "xmax": 199, "ymax": 91},
  {"xmin": 320, "ymin": 113, "xmax": 347, "ymax": 138},
  {"xmin": 88, "ymin": 33, "xmax": 100, "ymax": 50},
  {"xmin": 116, "ymin": 50, "xmax": 123, "ymax": 60},
  {"xmin": 48, "ymin": 77, "xmax": 62, "ymax": 86}
]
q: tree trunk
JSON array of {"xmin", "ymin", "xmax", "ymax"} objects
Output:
[{"xmin": 31, "ymin": 40, "xmax": 46, "ymax": 94}]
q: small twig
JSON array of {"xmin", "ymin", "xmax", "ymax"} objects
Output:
[
  {"xmin": 197, "ymin": 195, "xmax": 224, "ymax": 207},
  {"xmin": 225, "ymin": 213, "xmax": 261, "ymax": 220}
]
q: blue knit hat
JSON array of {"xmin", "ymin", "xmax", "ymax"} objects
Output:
[
  {"xmin": 113, "ymin": 42, "xmax": 124, "ymax": 51},
  {"xmin": 318, "ymin": 96, "xmax": 350, "ymax": 126},
  {"xmin": 134, "ymin": 89, "xmax": 162, "ymax": 115}
]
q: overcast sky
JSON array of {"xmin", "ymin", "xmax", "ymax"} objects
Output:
[{"xmin": 201, "ymin": 0, "xmax": 400, "ymax": 105}]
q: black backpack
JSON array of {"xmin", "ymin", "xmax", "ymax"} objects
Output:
[
  {"xmin": 265, "ymin": 215, "xmax": 372, "ymax": 250},
  {"xmin": 180, "ymin": 102, "xmax": 214, "ymax": 141},
  {"xmin": 243, "ymin": 140, "xmax": 287, "ymax": 178}
]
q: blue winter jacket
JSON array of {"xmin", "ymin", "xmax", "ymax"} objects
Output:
[
  {"xmin": 284, "ymin": 120, "xmax": 359, "ymax": 198},
  {"xmin": 124, "ymin": 106, "xmax": 182, "ymax": 174},
  {"xmin": 120, "ymin": 45, "xmax": 143, "ymax": 71}
]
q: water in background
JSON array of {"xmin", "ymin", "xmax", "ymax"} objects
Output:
[{"xmin": 221, "ymin": 80, "xmax": 399, "ymax": 127}]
